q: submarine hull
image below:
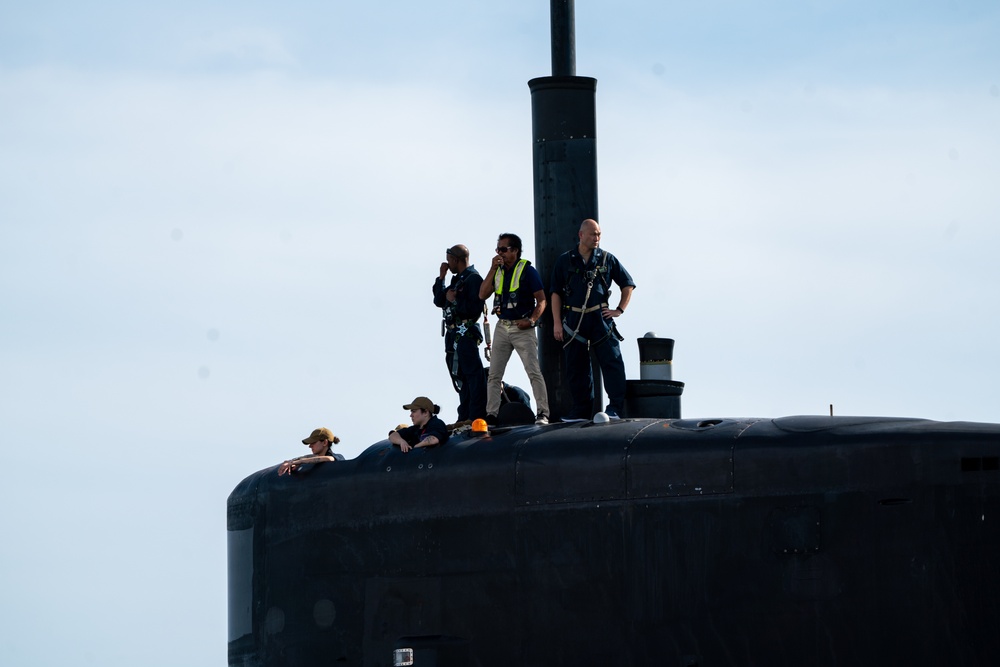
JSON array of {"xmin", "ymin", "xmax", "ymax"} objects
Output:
[{"xmin": 228, "ymin": 415, "xmax": 1000, "ymax": 666}]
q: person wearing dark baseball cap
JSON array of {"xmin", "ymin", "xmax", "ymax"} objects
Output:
[
  {"xmin": 388, "ymin": 397, "xmax": 450, "ymax": 453},
  {"xmin": 277, "ymin": 427, "xmax": 342, "ymax": 475}
]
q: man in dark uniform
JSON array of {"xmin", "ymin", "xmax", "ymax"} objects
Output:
[
  {"xmin": 550, "ymin": 219, "xmax": 635, "ymax": 421},
  {"xmin": 433, "ymin": 244, "xmax": 487, "ymax": 422}
]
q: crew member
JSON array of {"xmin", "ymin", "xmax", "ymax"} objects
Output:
[
  {"xmin": 433, "ymin": 244, "xmax": 486, "ymax": 422},
  {"xmin": 277, "ymin": 427, "xmax": 343, "ymax": 476},
  {"xmin": 550, "ymin": 219, "xmax": 635, "ymax": 421},
  {"xmin": 389, "ymin": 396, "xmax": 450, "ymax": 453},
  {"xmin": 478, "ymin": 233, "xmax": 549, "ymax": 425}
]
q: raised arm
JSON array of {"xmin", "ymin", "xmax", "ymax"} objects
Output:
[{"xmin": 479, "ymin": 255, "xmax": 502, "ymax": 300}]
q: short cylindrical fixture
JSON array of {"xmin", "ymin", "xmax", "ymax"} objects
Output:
[
  {"xmin": 624, "ymin": 334, "xmax": 684, "ymax": 419},
  {"xmin": 638, "ymin": 333, "xmax": 675, "ymax": 381}
]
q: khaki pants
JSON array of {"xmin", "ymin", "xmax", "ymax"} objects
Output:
[{"xmin": 486, "ymin": 320, "xmax": 549, "ymax": 416}]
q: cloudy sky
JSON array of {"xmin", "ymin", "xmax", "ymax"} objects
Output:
[{"xmin": 2, "ymin": 1, "xmax": 999, "ymax": 665}]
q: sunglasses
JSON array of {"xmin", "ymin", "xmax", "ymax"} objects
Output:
[{"xmin": 496, "ymin": 246, "xmax": 517, "ymax": 253}]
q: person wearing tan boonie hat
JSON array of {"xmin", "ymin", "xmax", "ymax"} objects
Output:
[
  {"xmin": 388, "ymin": 397, "xmax": 450, "ymax": 453},
  {"xmin": 277, "ymin": 427, "xmax": 341, "ymax": 475}
]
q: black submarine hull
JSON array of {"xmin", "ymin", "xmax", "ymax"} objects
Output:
[{"xmin": 228, "ymin": 415, "xmax": 1000, "ymax": 666}]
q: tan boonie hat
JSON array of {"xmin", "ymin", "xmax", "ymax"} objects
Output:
[
  {"xmin": 302, "ymin": 427, "xmax": 336, "ymax": 445},
  {"xmin": 403, "ymin": 396, "xmax": 434, "ymax": 412}
]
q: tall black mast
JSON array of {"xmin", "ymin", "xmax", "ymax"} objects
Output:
[{"xmin": 531, "ymin": 0, "xmax": 600, "ymax": 419}]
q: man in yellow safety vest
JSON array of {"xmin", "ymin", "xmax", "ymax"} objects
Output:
[{"xmin": 478, "ymin": 233, "xmax": 550, "ymax": 425}]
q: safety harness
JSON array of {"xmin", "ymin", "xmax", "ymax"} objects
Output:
[
  {"xmin": 492, "ymin": 258, "xmax": 531, "ymax": 316},
  {"xmin": 440, "ymin": 268, "xmax": 484, "ymax": 390},
  {"xmin": 561, "ymin": 249, "xmax": 624, "ymax": 349},
  {"xmin": 482, "ymin": 304, "xmax": 492, "ymax": 362},
  {"xmin": 486, "ymin": 258, "xmax": 535, "ymax": 362}
]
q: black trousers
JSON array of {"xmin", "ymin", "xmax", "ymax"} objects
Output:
[{"xmin": 445, "ymin": 332, "xmax": 486, "ymax": 421}]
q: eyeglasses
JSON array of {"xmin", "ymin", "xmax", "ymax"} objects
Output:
[{"xmin": 496, "ymin": 246, "xmax": 517, "ymax": 253}]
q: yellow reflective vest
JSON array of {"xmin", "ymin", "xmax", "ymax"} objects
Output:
[{"xmin": 494, "ymin": 258, "xmax": 530, "ymax": 295}]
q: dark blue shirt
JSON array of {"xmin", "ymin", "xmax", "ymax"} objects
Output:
[
  {"xmin": 550, "ymin": 247, "xmax": 635, "ymax": 312},
  {"xmin": 433, "ymin": 266, "xmax": 485, "ymax": 322},
  {"xmin": 396, "ymin": 415, "xmax": 450, "ymax": 447}
]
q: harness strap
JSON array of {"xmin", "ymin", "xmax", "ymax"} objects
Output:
[
  {"xmin": 562, "ymin": 322, "xmax": 613, "ymax": 350},
  {"xmin": 482, "ymin": 304, "xmax": 492, "ymax": 362},
  {"xmin": 450, "ymin": 348, "xmax": 462, "ymax": 389},
  {"xmin": 446, "ymin": 317, "xmax": 480, "ymax": 331},
  {"xmin": 566, "ymin": 304, "xmax": 604, "ymax": 314},
  {"xmin": 565, "ymin": 274, "xmax": 597, "ymax": 347}
]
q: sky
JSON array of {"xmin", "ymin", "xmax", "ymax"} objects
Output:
[{"xmin": 1, "ymin": 1, "xmax": 999, "ymax": 665}]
